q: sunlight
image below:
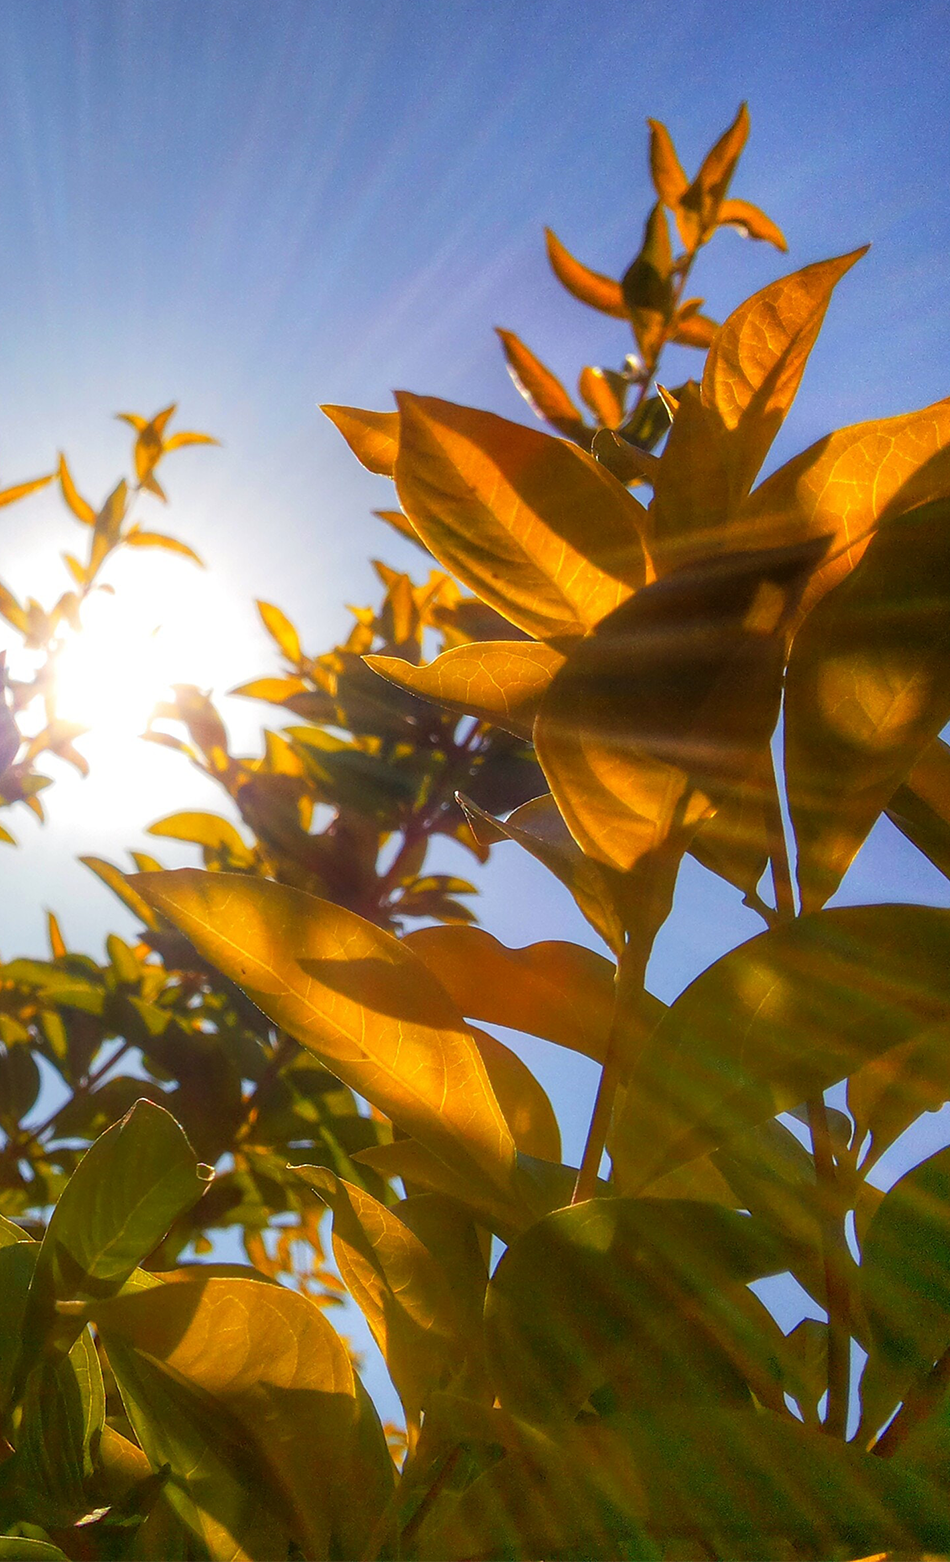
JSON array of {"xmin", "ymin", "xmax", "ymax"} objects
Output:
[{"xmin": 55, "ymin": 589, "xmax": 167, "ymax": 738}]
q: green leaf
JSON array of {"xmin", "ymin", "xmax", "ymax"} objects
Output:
[
  {"xmin": 298, "ymin": 1169, "xmax": 470, "ymax": 1432},
  {"xmin": 862, "ymin": 1145, "xmax": 950, "ymax": 1383},
  {"xmin": 26, "ymin": 1100, "xmax": 207, "ymax": 1358},
  {"xmin": 786, "ymin": 498, "xmax": 950, "ymax": 911},
  {"xmin": 485, "ymin": 1197, "xmax": 790, "ymax": 1420},
  {"xmin": 365, "ymin": 639, "xmax": 565, "ymax": 739},
  {"xmin": 848, "ymin": 1020, "xmax": 950, "ymax": 1174},
  {"xmin": 0, "ymin": 1542, "xmax": 69, "ymax": 1559},
  {"xmin": 404, "ymin": 924, "xmax": 617, "ymax": 1064},
  {"xmin": 887, "ymin": 737, "xmax": 950, "ymax": 880},
  {"xmin": 131, "ymin": 871, "xmax": 519, "ymax": 1213},
  {"xmin": 612, "ymin": 904, "xmax": 950, "ymax": 1189},
  {"xmin": 394, "ymin": 394, "xmax": 647, "ymax": 640},
  {"xmin": 92, "ymin": 1276, "xmax": 393, "ymax": 1560}
]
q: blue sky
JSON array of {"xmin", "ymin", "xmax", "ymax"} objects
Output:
[{"xmin": 1, "ymin": 0, "xmax": 949, "ymax": 1414}]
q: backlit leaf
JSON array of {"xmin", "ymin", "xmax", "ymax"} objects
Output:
[
  {"xmin": 132, "ymin": 870, "xmax": 519, "ymax": 1210},
  {"xmin": 621, "ymin": 202, "xmax": 674, "ymax": 362},
  {"xmin": 646, "ymin": 117, "xmax": 688, "ymax": 205},
  {"xmin": 887, "ymin": 736, "xmax": 950, "ymax": 879},
  {"xmin": 848, "ymin": 1020, "xmax": 950, "ymax": 1175},
  {"xmin": 258, "ymin": 599, "xmax": 302, "ymax": 664},
  {"xmin": 613, "ymin": 904, "xmax": 950, "ymax": 1189},
  {"xmin": 544, "ymin": 228, "xmax": 626, "ymax": 318},
  {"xmin": 80, "ymin": 854, "xmax": 161, "ymax": 931},
  {"xmin": 365, "ymin": 640, "xmax": 564, "ymax": 739},
  {"xmin": 471, "ymin": 1025, "xmax": 561, "ymax": 1162},
  {"xmin": 322, "ymin": 403, "xmax": 399, "ymax": 477},
  {"xmin": 122, "ymin": 526, "xmax": 203, "ymax": 565},
  {"xmin": 57, "ymin": 454, "xmax": 95, "ymax": 523},
  {"xmin": 0, "ymin": 472, "xmax": 54, "ymax": 509},
  {"xmin": 718, "ymin": 197, "xmax": 788, "ymax": 249},
  {"xmin": 404, "ymin": 924, "xmax": 616, "ymax": 1063},
  {"xmin": 785, "ymin": 497, "xmax": 950, "ymax": 912},
  {"xmin": 148, "ymin": 810, "xmax": 254, "ymax": 865},
  {"xmin": 299, "ymin": 1168, "xmax": 467, "ymax": 1432},
  {"xmin": 495, "ymin": 328, "xmax": 589, "ymax": 441},
  {"xmin": 394, "ymin": 393, "xmax": 647, "ymax": 640},
  {"xmin": 862, "ymin": 1146, "xmax": 950, "ymax": 1384},
  {"xmin": 578, "ymin": 366, "xmax": 626, "ymax": 428},
  {"xmin": 162, "ymin": 429, "xmax": 219, "ymax": 451}
]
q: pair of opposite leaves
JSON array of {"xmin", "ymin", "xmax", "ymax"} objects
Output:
[{"xmin": 326, "ymin": 247, "xmax": 950, "ymax": 910}]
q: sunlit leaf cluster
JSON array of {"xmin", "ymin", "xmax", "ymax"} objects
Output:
[{"xmin": 1, "ymin": 105, "xmax": 950, "ymax": 1559}]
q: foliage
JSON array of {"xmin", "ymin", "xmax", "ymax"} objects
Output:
[{"xmin": 0, "ymin": 104, "xmax": 949, "ymax": 1558}]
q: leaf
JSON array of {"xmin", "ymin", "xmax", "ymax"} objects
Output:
[
  {"xmin": 848, "ymin": 1020, "xmax": 950, "ymax": 1175},
  {"xmin": 534, "ymin": 540, "xmax": 822, "ymax": 870},
  {"xmin": 458, "ymin": 791, "xmax": 626, "ymax": 955},
  {"xmin": 26, "ymin": 1100, "xmax": 207, "ymax": 1359},
  {"xmin": 0, "ymin": 472, "xmax": 54, "ymax": 509},
  {"xmin": 702, "ymin": 249, "xmax": 866, "ymax": 513},
  {"xmin": 470, "ymin": 1025, "xmax": 561, "ymax": 1162},
  {"xmin": 80, "ymin": 855, "xmax": 161, "ymax": 931},
  {"xmin": 718, "ymin": 197, "xmax": 788, "ymax": 250},
  {"xmin": 495, "ymin": 329, "xmax": 588, "ymax": 441},
  {"xmin": 736, "ymin": 395, "xmax": 950, "ymax": 616},
  {"xmin": 785, "ymin": 497, "xmax": 950, "ymax": 912},
  {"xmin": 162, "ymin": 430, "xmax": 220, "ymax": 451},
  {"xmin": 578, "ymin": 366, "xmax": 626, "ymax": 428},
  {"xmin": 257, "ymin": 599, "xmax": 302, "ymax": 664},
  {"xmin": 613, "ymin": 904, "xmax": 950, "ymax": 1189},
  {"xmin": 544, "ymin": 228, "xmax": 626, "ymax": 318},
  {"xmin": 122, "ymin": 527, "xmax": 203, "ymax": 565},
  {"xmin": 394, "ymin": 394, "xmax": 647, "ymax": 640},
  {"xmin": 887, "ymin": 736, "xmax": 950, "ymax": 879},
  {"xmin": 299, "ymin": 1169, "xmax": 468, "ymax": 1432},
  {"xmin": 132, "ymin": 871, "xmax": 519, "ymax": 1211},
  {"xmin": 669, "ymin": 310, "xmax": 718, "ymax": 349},
  {"xmin": 0, "ymin": 582, "xmax": 27, "ymax": 634},
  {"xmin": 485, "ymin": 1197, "xmax": 790, "ymax": 1420},
  {"xmin": 322, "ymin": 403, "xmax": 399, "ymax": 477},
  {"xmin": 94, "ymin": 1278, "xmax": 393, "ymax": 1559},
  {"xmin": 88, "ymin": 480, "xmax": 128, "ymax": 578},
  {"xmin": 57, "ymin": 454, "xmax": 95, "ymax": 523},
  {"xmin": 621, "ymin": 203, "xmax": 674, "ymax": 362},
  {"xmin": 365, "ymin": 640, "xmax": 564, "ymax": 739},
  {"xmin": 404, "ymin": 924, "xmax": 616, "ymax": 1064},
  {"xmin": 678, "ymin": 103, "xmax": 749, "ymax": 248},
  {"xmin": 862, "ymin": 1146, "xmax": 950, "ymax": 1386},
  {"xmin": 646, "ymin": 118, "xmax": 688, "ymax": 206},
  {"xmin": 147, "ymin": 810, "xmax": 254, "ymax": 865}
]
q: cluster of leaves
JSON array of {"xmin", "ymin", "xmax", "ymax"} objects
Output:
[{"xmin": 2, "ymin": 104, "xmax": 950, "ymax": 1559}]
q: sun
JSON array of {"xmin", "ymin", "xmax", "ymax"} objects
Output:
[{"xmin": 54, "ymin": 589, "xmax": 168, "ymax": 738}]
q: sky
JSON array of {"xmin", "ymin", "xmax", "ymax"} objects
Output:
[{"xmin": 1, "ymin": 0, "xmax": 949, "ymax": 1419}]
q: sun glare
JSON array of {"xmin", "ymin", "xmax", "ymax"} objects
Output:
[{"xmin": 55, "ymin": 591, "xmax": 167, "ymax": 737}]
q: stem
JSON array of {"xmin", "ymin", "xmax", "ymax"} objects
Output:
[
  {"xmin": 628, "ymin": 246, "xmax": 698, "ymax": 418},
  {"xmin": 572, "ymin": 946, "xmax": 645, "ymax": 1205}
]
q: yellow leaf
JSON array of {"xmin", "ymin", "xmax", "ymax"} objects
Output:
[
  {"xmin": 79, "ymin": 856, "xmax": 161, "ymax": 931},
  {"xmin": 0, "ymin": 581, "xmax": 27, "ymax": 633},
  {"xmin": 58, "ymin": 454, "xmax": 95, "ymax": 523},
  {"xmin": 147, "ymin": 810, "xmax": 254, "ymax": 866},
  {"xmin": 394, "ymin": 393, "xmax": 647, "ymax": 640},
  {"xmin": 785, "ymin": 497, "xmax": 950, "ymax": 912},
  {"xmin": 646, "ymin": 117, "xmax": 689, "ymax": 206},
  {"xmin": 90, "ymin": 1277, "xmax": 392, "ymax": 1560},
  {"xmin": 718, "ymin": 197, "xmax": 788, "ymax": 250},
  {"xmin": 679, "ymin": 102, "xmax": 750, "ymax": 247},
  {"xmin": 162, "ymin": 430, "xmax": 220, "ymax": 451},
  {"xmin": 123, "ymin": 527, "xmax": 203, "ymax": 565},
  {"xmin": 670, "ymin": 310, "xmax": 719, "ymax": 349},
  {"xmin": 115, "ymin": 412, "xmax": 148, "ymax": 432},
  {"xmin": 230, "ymin": 675, "xmax": 311, "ymax": 703},
  {"xmin": 544, "ymin": 228, "xmax": 626, "ymax": 318},
  {"xmin": 534, "ymin": 542, "xmax": 822, "ymax": 870},
  {"xmin": 591, "ymin": 429, "xmax": 661, "ymax": 488},
  {"xmin": 89, "ymin": 481, "xmax": 128, "ymax": 578},
  {"xmin": 299, "ymin": 1169, "xmax": 469, "ymax": 1434},
  {"xmin": 471, "ymin": 1025, "xmax": 561, "ymax": 1163},
  {"xmin": 257, "ymin": 600, "xmax": 303, "ymax": 664},
  {"xmin": 496, "ymin": 329, "xmax": 589, "ymax": 441},
  {"xmin": 702, "ymin": 249, "xmax": 866, "ymax": 511},
  {"xmin": 365, "ymin": 640, "xmax": 564, "ymax": 739},
  {"xmin": 577, "ymin": 366, "xmax": 626, "ymax": 428},
  {"xmin": 373, "ymin": 506, "xmax": 429, "ymax": 551},
  {"xmin": 404, "ymin": 924, "xmax": 616, "ymax": 1063},
  {"xmin": 0, "ymin": 471, "xmax": 54, "ymax": 508},
  {"xmin": 322, "ymin": 403, "xmax": 399, "ymax": 477},
  {"xmin": 621, "ymin": 202, "xmax": 675, "ymax": 363},
  {"xmin": 132, "ymin": 871, "xmax": 519, "ymax": 1207},
  {"xmin": 47, "ymin": 910, "xmax": 67, "ymax": 959}
]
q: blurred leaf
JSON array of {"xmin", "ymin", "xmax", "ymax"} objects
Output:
[
  {"xmin": 718, "ymin": 197, "xmax": 788, "ymax": 249},
  {"xmin": 395, "ymin": 393, "xmax": 647, "ymax": 640},
  {"xmin": 486, "ymin": 1197, "xmax": 790, "ymax": 1420},
  {"xmin": 578, "ymin": 366, "xmax": 627, "ymax": 428},
  {"xmin": 147, "ymin": 810, "xmax": 254, "ymax": 867},
  {"xmin": 57, "ymin": 454, "xmax": 94, "ymax": 523},
  {"xmin": 544, "ymin": 228, "xmax": 626, "ymax": 318},
  {"xmin": 848, "ymin": 1020, "xmax": 950, "ymax": 1175},
  {"xmin": 299, "ymin": 1168, "xmax": 468, "ymax": 1432},
  {"xmin": 669, "ymin": 309, "xmax": 718, "ymax": 348},
  {"xmin": 613, "ymin": 904, "xmax": 950, "ymax": 1189},
  {"xmin": 133, "ymin": 871, "xmax": 519, "ymax": 1214},
  {"xmin": 404, "ymin": 924, "xmax": 617, "ymax": 1064},
  {"xmin": 366, "ymin": 640, "xmax": 564, "ymax": 739},
  {"xmin": 621, "ymin": 203, "xmax": 674, "ymax": 362},
  {"xmin": 162, "ymin": 429, "xmax": 219, "ymax": 451},
  {"xmin": 322, "ymin": 403, "xmax": 399, "ymax": 476},
  {"xmin": 123, "ymin": 526, "xmax": 203, "ymax": 565},
  {"xmin": 257, "ymin": 600, "xmax": 302, "ymax": 664},
  {"xmin": 0, "ymin": 472, "xmax": 54, "ymax": 510},
  {"xmin": 786, "ymin": 498, "xmax": 950, "ymax": 912},
  {"xmin": 88, "ymin": 480, "xmax": 128, "ymax": 578},
  {"xmin": 646, "ymin": 117, "xmax": 689, "ymax": 206},
  {"xmin": 230, "ymin": 674, "xmax": 311, "ymax": 703},
  {"xmin": 80, "ymin": 855, "xmax": 161, "ymax": 931},
  {"xmin": 862, "ymin": 1145, "xmax": 950, "ymax": 1385},
  {"xmin": 495, "ymin": 328, "xmax": 589, "ymax": 441},
  {"xmin": 888, "ymin": 736, "xmax": 950, "ymax": 879}
]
